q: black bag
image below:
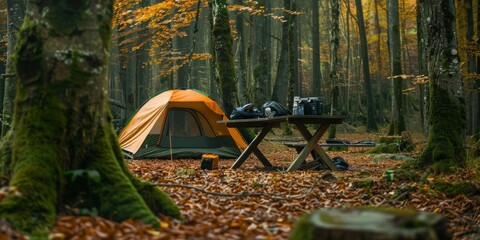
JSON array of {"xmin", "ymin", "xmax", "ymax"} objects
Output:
[
  {"xmin": 230, "ymin": 103, "xmax": 263, "ymax": 119},
  {"xmin": 303, "ymin": 97, "xmax": 323, "ymax": 115},
  {"xmin": 262, "ymin": 101, "xmax": 291, "ymax": 116},
  {"xmin": 332, "ymin": 157, "xmax": 349, "ymax": 170}
]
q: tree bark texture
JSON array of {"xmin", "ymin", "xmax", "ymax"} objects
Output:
[
  {"xmin": 253, "ymin": 2, "xmax": 269, "ymax": 108},
  {"xmin": 387, "ymin": 0, "xmax": 406, "ymax": 135},
  {"xmin": 464, "ymin": 0, "xmax": 478, "ymax": 135},
  {"xmin": 374, "ymin": 0, "xmax": 385, "ymax": 125},
  {"xmin": 2, "ymin": 0, "xmax": 25, "ymax": 137},
  {"xmin": 271, "ymin": 0, "xmax": 290, "ymax": 106},
  {"xmin": 328, "ymin": 0, "xmax": 340, "ymax": 139},
  {"xmin": 311, "ymin": 0, "xmax": 322, "ymax": 97},
  {"xmin": 419, "ymin": 0, "xmax": 466, "ymax": 171},
  {"xmin": 235, "ymin": 0, "xmax": 248, "ymax": 103},
  {"xmin": 211, "ymin": 0, "xmax": 239, "ymax": 114},
  {"xmin": 355, "ymin": 0, "xmax": 378, "ymax": 132},
  {"xmin": 416, "ymin": 0, "xmax": 428, "ymax": 134},
  {"xmin": 0, "ymin": 1, "xmax": 179, "ymax": 236},
  {"xmin": 287, "ymin": 0, "xmax": 297, "ymax": 111}
]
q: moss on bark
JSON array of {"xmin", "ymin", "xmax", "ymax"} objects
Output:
[
  {"xmin": 211, "ymin": 0, "xmax": 238, "ymax": 114},
  {"xmin": 0, "ymin": 1, "xmax": 180, "ymax": 237},
  {"xmin": 419, "ymin": 84, "xmax": 465, "ymax": 173}
]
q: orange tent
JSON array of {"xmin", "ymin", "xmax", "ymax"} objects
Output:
[{"xmin": 118, "ymin": 89, "xmax": 247, "ymax": 159}]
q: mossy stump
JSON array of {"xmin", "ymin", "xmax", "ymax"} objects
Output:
[
  {"xmin": 368, "ymin": 132, "xmax": 414, "ymax": 154},
  {"xmin": 290, "ymin": 208, "xmax": 450, "ymax": 240}
]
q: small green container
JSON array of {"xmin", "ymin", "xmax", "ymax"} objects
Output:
[{"xmin": 385, "ymin": 170, "xmax": 394, "ymax": 182}]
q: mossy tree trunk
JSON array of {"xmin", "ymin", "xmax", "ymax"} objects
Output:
[
  {"xmin": 211, "ymin": 0, "xmax": 239, "ymax": 115},
  {"xmin": 0, "ymin": 0, "xmax": 179, "ymax": 237},
  {"xmin": 418, "ymin": 0, "xmax": 466, "ymax": 172}
]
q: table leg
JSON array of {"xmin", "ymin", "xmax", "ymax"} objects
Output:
[
  {"xmin": 230, "ymin": 124, "xmax": 274, "ymax": 169},
  {"xmin": 287, "ymin": 124, "xmax": 337, "ymax": 171}
]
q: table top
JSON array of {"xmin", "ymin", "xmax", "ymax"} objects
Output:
[{"xmin": 217, "ymin": 115, "xmax": 344, "ymax": 128}]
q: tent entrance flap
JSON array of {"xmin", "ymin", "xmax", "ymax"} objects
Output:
[{"xmin": 158, "ymin": 108, "xmax": 221, "ymax": 148}]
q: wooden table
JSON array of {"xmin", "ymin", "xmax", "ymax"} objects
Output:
[{"xmin": 217, "ymin": 115, "xmax": 343, "ymax": 171}]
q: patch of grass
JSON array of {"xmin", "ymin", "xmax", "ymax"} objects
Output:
[
  {"xmin": 352, "ymin": 178, "xmax": 374, "ymax": 189},
  {"xmin": 431, "ymin": 181, "xmax": 480, "ymax": 198},
  {"xmin": 175, "ymin": 169, "xmax": 196, "ymax": 176}
]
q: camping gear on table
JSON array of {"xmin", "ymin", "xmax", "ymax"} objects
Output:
[
  {"xmin": 293, "ymin": 96, "xmax": 323, "ymax": 115},
  {"xmin": 230, "ymin": 101, "xmax": 291, "ymax": 119},
  {"xmin": 262, "ymin": 101, "xmax": 291, "ymax": 116},
  {"xmin": 118, "ymin": 89, "xmax": 247, "ymax": 159},
  {"xmin": 200, "ymin": 154, "xmax": 219, "ymax": 170},
  {"xmin": 230, "ymin": 103, "xmax": 263, "ymax": 119}
]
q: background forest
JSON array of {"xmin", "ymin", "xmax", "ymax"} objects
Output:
[
  {"xmin": 1, "ymin": 0, "xmax": 480, "ymax": 137},
  {"xmin": 0, "ymin": 1, "xmax": 479, "ymax": 239}
]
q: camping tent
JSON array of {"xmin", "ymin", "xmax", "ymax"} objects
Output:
[{"xmin": 117, "ymin": 89, "xmax": 247, "ymax": 159}]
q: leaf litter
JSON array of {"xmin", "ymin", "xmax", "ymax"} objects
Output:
[{"xmin": 1, "ymin": 133, "xmax": 479, "ymax": 239}]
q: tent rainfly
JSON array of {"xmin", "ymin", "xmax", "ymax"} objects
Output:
[{"xmin": 117, "ymin": 89, "xmax": 247, "ymax": 159}]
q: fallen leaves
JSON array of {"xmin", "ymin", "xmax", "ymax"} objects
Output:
[{"xmin": 1, "ymin": 133, "xmax": 479, "ymax": 239}]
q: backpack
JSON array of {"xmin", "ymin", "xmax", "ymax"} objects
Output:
[
  {"xmin": 262, "ymin": 101, "xmax": 291, "ymax": 116},
  {"xmin": 230, "ymin": 103, "xmax": 263, "ymax": 119},
  {"xmin": 332, "ymin": 157, "xmax": 349, "ymax": 170}
]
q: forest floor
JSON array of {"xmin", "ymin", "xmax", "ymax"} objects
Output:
[{"xmin": 5, "ymin": 132, "xmax": 480, "ymax": 239}]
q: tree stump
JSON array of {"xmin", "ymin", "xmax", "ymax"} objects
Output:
[{"xmin": 290, "ymin": 208, "xmax": 450, "ymax": 240}]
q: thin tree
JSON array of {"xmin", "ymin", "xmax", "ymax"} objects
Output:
[
  {"xmin": 464, "ymin": 0, "xmax": 477, "ymax": 134},
  {"xmin": 328, "ymin": 0, "xmax": 340, "ymax": 139},
  {"xmin": 271, "ymin": 0, "xmax": 290, "ymax": 106},
  {"xmin": 416, "ymin": 0, "xmax": 428, "ymax": 134},
  {"xmin": 210, "ymin": 0, "xmax": 239, "ymax": 114},
  {"xmin": 311, "ymin": 0, "xmax": 322, "ymax": 97},
  {"xmin": 287, "ymin": 0, "xmax": 297, "ymax": 111},
  {"xmin": 387, "ymin": 0, "xmax": 406, "ymax": 135},
  {"xmin": 418, "ymin": 0, "xmax": 466, "ymax": 171},
  {"xmin": 2, "ymin": 0, "xmax": 25, "ymax": 137},
  {"xmin": 355, "ymin": 0, "xmax": 378, "ymax": 132},
  {"xmin": 0, "ymin": 0, "xmax": 179, "ymax": 236},
  {"xmin": 235, "ymin": 0, "xmax": 248, "ymax": 103},
  {"xmin": 373, "ymin": 0, "xmax": 385, "ymax": 125}
]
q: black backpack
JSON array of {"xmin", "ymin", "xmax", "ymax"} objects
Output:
[
  {"xmin": 230, "ymin": 103, "xmax": 263, "ymax": 119},
  {"xmin": 262, "ymin": 101, "xmax": 291, "ymax": 116}
]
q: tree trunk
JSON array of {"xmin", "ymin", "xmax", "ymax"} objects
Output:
[
  {"xmin": 235, "ymin": 0, "xmax": 248, "ymax": 103},
  {"xmin": 374, "ymin": 0, "xmax": 385, "ymax": 125},
  {"xmin": 2, "ymin": 0, "xmax": 26, "ymax": 137},
  {"xmin": 174, "ymin": 25, "xmax": 191, "ymax": 89},
  {"xmin": 0, "ymin": 1, "xmax": 179, "ymax": 236},
  {"xmin": 465, "ymin": 0, "xmax": 477, "ymax": 135},
  {"xmin": 416, "ymin": 0, "xmax": 428, "ymax": 134},
  {"xmin": 211, "ymin": 0, "xmax": 239, "ymax": 114},
  {"xmin": 287, "ymin": 0, "xmax": 297, "ymax": 111},
  {"xmin": 253, "ymin": 1, "xmax": 270, "ymax": 108},
  {"xmin": 419, "ymin": 0, "xmax": 466, "ymax": 171},
  {"xmin": 271, "ymin": 0, "xmax": 290, "ymax": 106},
  {"xmin": 328, "ymin": 0, "xmax": 340, "ymax": 139},
  {"xmin": 355, "ymin": 0, "xmax": 378, "ymax": 132},
  {"xmin": 312, "ymin": 0, "xmax": 322, "ymax": 97},
  {"xmin": 345, "ymin": 0, "xmax": 351, "ymax": 115},
  {"xmin": 387, "ymin": 0, "xmax": 406, "ymax": 135}
]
